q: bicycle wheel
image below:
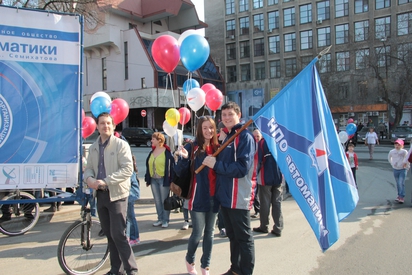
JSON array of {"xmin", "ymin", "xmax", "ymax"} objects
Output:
[
  {"xmin": 58, "ymin": 219, "xmax": 109, "ymax": 275},
  {"xmin": 0, "ymin": 191, "xmax": 40, "ymax": 236}
]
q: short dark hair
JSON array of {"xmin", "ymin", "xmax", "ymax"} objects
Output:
[
  {"xmin": 348, "ymin": 143, "xmax": 355, "ymax": 147},
  {"xmin": 96, "ymin": 112, "xmax": 114, "ymax": 125},
  {"xmin": 221, "ymin": 101, "xmax": 241, "ymax": 115}
]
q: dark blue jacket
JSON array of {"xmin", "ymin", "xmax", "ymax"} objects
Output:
[
  {"xmin": 214, "ymin": 123, "xmax": 257, "ymax": 210},
  {"xmin": 175, "ymin": 141, "xmax": 218, "ymax": 212},
  {"xmin": 257, "ymin": 139, "xmax": 282, "ymax": 186},
  {"xmin": 144, "ymin": 145, "xmax": 174, "ymax": 187}
]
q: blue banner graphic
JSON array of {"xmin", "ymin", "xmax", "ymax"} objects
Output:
[{"xmin": 253, "ymin": 58, "xmax": 359, "ymax": 251}]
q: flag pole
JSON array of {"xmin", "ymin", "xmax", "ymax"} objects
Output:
[
  {"xmin": 317, "ymin": 45, "xmax": 332, "ymax": 58},
  {"xmin": 195, "ymin": 119, "xmax": 254, "ymax": 174}
]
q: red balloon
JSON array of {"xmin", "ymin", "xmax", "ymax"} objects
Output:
[
  {"xmin": 82, "ymin": 117, "xmax": 96, "ymax": 138},
  {"xmin": 81, "ymin": 109, "xmax": 85, "ymax": 122},
  {"xmin": 151, "ymin": 35, "xmax": 180, "ymax": 73},
  {"xmin": 348, "ymin": 134, "xmax": 354, "ymax": 139},
  {"xmin": 348, "ymin": 118, "xmax": 354, "ymax": 123},
  {"xmin": 201, "ymin": 83, "xmax": 216, "ymax": 94},
  {"xmin": 110, "ymin": 98, "xmax": 129, "ymax": 125},
  {"xmin": 178, "ymin": 107, "xmax": 191, "ymax": 125},
  {"xmin": 205, "ymin": 88, "xmax": 223, "ymax": 111}
]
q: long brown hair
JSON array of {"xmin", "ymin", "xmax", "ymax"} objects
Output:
[{"xmin": 195, "ymin": 116, "xmax": 219, "ymax": 155}]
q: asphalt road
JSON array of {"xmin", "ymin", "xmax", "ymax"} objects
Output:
[{"xmin": 0, "ymin": 143, "xmax": 411, "ymax": 274}]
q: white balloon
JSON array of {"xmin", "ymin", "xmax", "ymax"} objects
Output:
[
  {"xmin": 90, "ymin": 91, "xmax": 111, "ymax": 104},
  {"xmin": 187, "ymin": 87, "xmax": 206, "ymax": 112},
  {"xmin": 178, "ymin": 29, "xmax": 201, "ymax": 46},
  {"xmin": 338, "ymin": 131, "xmax": 348, "ymax": 144},
  {"xmin": 163, "ymin": 120, "xmax": 177, "ymax": 137}
]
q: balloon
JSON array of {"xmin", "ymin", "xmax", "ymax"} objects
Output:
[
  {"xmin": 90, "ymin": 96, "xmax": 112, "ymax": 118},
  {"xmin": 165, "ymin": 108, "xmax": 180, "ymax": 127},
  {"xmin": 110, "ymin": 98, "xmax": 129, "ymax": 125},
  {"xmin": 348, "ymin": 134, "xmax": 354, "ymax": 139},
  {"xmin": 163, "ymin": 120, "xmax": 177, "ymax": 137},
  {"xmin": 82, "ymin": 117, "xmax": 96, "ymax": 139},
  {"xmin": 338, "ymin": 131, "xmax": 348, "ymax": 144},
  {"xmin": 347, "ymin": 118, "xmax": 354, "ymax": 124},
  {"xmin": 201, "ymin": 83, "xmax": 216, "ymax": 94},
  {"xmin": 178, "ymin": 29, "xmax": 199, "ymax": 46},
  {"xmin": 180, "ymin": 34, "xmax": 210, "ymax": 72},
  {"xmin": 187, "ymin": 87, "xmax": 206, "ymax": 112},
  {"xmin": 90, "ymin": 91, "xmax": 111, "ymax": 104},
  {"xmin": 205, "ymin": 88, "xmax": 223, "ymax": 111},
  {"xmin": 183, "ymin": 79, "xmax": 200, "ymax": 95},
  {"xmin": 346, "ymin": 123, "xmax": 357, "ymax": 135},
  {"xmin": 178, "ymin": 107, "xmax": 191, "ymax": 125},
  {"xmin": 81, "ymin": 109, "xmax": 85, "ymax": 122},
  {"xmin": 151, "ymin": 35, "xmax": 180, "ymax": 73}
]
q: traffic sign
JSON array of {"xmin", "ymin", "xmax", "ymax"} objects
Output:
[{"xmin": 141, "ymin": 110, "xmax": 146, "ymax": 117}]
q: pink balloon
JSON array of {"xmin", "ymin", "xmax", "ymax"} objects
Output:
[
  {"xmin": 348, "ymin": 118, "xmax": 354, "ymax": 123},
  {"xmin": 151, "ymin": 35, "xmax": 180, "ymax": 73},
  {"xmin": 205, "ymin": 88, "xmax": 223, "ymax": 111},
  {"xmin": 81, "ymin": 109, "xmax": 85, "ymax": 122},
  {"xmin": 110, "ymin": 98, "xmax": 129, "ymax": 125},
  {"xmin": 178, "ymin": 107, "xmax": 191, "ymax": 125},
  {"xmin": 201, "ymin": 83, "xmax": 216, "ymax": 94},
  {"xmin": 82, "ymin": 117, "xmax": 96, "ymax": 138}
]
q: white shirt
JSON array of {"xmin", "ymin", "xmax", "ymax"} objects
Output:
[
  {"xmin": 365, "ymin": 131, "xmax": 378, "ymax": 145},
  {"xmin": 388, "ymin": 148, "xmax": 409, "ymax": 170}
]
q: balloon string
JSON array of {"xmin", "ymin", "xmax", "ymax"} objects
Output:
[
  {"xmin": 169, "ymin": 73, "xmax": 176, "ymax": 108},
  {"xmin": 163, "ymin": 73, "xmax": 169, "ymax": 97}
]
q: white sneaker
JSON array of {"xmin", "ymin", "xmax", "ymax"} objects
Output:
[
  {"xmin": 161, "ymin": 222, "xmax": 169, "ymax": 228},
  {"xmin": 181, "ymin": 221, "xmax": 189, "ymax": 230},
  {"xmin": 153, "ymin": 220, "xmax": 162, "ymax": 227}
]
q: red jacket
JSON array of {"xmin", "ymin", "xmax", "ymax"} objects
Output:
[{"xmin": 345, "ymin": 152, "xmax": 358, "ymax": 168}]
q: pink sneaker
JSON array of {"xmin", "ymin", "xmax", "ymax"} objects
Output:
[
  {"xmin": 398, "ymin": 197, "xmax": 404, "ymax": 203},
  {"xmin": 201, "ymin": 267, "xmax": 210, "ymax": 275},
  {"xmin": 185, "ymin": 261, "xmax": 197, "ymax": 275},
  {"xmin": 129, "ymin": 239, "xmax": 140, "ymax": 246}
]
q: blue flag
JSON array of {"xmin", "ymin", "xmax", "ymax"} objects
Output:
[{"xmin": 253, "ymin": 57, "xmax": 359, "ymax": 251}]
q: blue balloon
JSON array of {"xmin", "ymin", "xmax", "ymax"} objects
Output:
[
  {"xmin": 180, "ymin": 34, "xmax": 210, "ymax": 72},
  {"xmin": 346, "ymin": 123, "xmax": 357, "ymax": 135},
  {"xmin": 183, "ymin": 79, "xmax": 200, "ymax": 95},
  {"xmin": 90, "ymin": 96, "xmax": 112, "ymax": 118}
]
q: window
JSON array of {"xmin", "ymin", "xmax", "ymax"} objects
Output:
[
  {"xmin": 375, "ymin": 46, "xmax": 391, "ymax": 67},
  {"xmin": 399, "ymin": 0, "xmax": 412, "ymax": 4},
  {"xmin": 269, "ymin": 60, "xmax": 281, "ymax": 78},
  {"xmin": 358, "ymin": 81, "xmax": 368, "ymax": 98},
  {"xmin": 300, "ymin": 4, "xmax": 312, "ymax": 24},
  {"xmin": 397, "ymin": 43, "xmax": 412, "ymax": 65},
  {"xmin": 335, "ymin": 24, "xmax": 349, "ymax": 44},
  {"xmin": 354, "ymin": 20, "xmax": 369, "ymax": 42},
  {"xmin": 226, "ymin": 19, "xmax": 236, "ymax": 37},
  {"xmin": 227, "ymin": 66, "xmax": 237, "ymax": 82},
  {"xmin": 226, "ymin": 43, "xmax": 236, "ymax": 60},
  {"xmin": 397, "ymin": 12, "xmax": 412, "ymax": 36},
  {"xmin": 375, "ymin": 0, "xmax": 391, "ymax": 9},
  {"xmin": 338, "ymin": 84, "xmax": 349, "ymax": 99},
  {"xmin": 300, "ymin": 30, "xmax": 313, "ymax": 50},
  {"xmin": 336, "ymin": 51, "xmax": 350, "ymax": 71},
  {"xmin": 253, "ymin": 14, "xmax": 264, "ymax": 32},
  {"xmin": 241, "ymin": 64, "xmax": 251, "ymax": 81},
  {"xmin": 255, "ymin": 62, "xmax": 266, "ymax": 80},
  {"xmin": 317, "ymin": 1, "xmax": 330, "ymax": 21},
  {"xmin": 239, "ymin": 17, "xmax": 250, "ymax": 35},
  {"xmin": 226, "ymin": 0, "xmax": 235, "ymax": 15},
  {"xmin": 268, "ymin": 0, "xmax": 279, "ymax": 5},
  {"xmin": 317, "ymin": 27, "xmax": 331, "ymax": 47},
  {"xmin": 124, "ymin": 41, "xmax": 128, "ymax": 80},
  {"xmin": 335, "ymin": 0, "xmax": 349, "ymax": 17},
  {"xmin": 253, "ymin": 0, "xmax": 263, "ymax": 9},
  {"xmin": 283, "ymin": 7, "xmax": 295, "ymax": 27},
  {"xmin": 355, "ymin": 48, "xmax": 369, "ymax": 69},
  {"xmin": 102, "ymin": 57, "xmax": 107, "ymax": 90},
  {"xmin": 285, "ymin": 58, "xmax": 297, "ymax": 77},
  {"xmin": 318, "ymin": 53, "xmax": 331, "ymax": 73},
  {"xmin": 240, "ymin": 41, "xmax": 250, "ymax": 58},
  {"xmin": 268, "ymin": 11, "xmax": 280, "ymax": 30},
  {"xmin": 354, "ymin": 0, "xmax": 368, "ymax": 14},
  {"xmin": 301, "ymin": 56, "xmax": 313, "ymax": 68},
  {"xmin": 268, "ymin": 35, "xmax": 281, "ymax": 54},
  {"xmin": 239, "ymin": 0, "xmax": 249, "ymax": 12},
  {"xmin": 375, "ymin": 17, "xmax": 391, "ymax": 40},
  {"xmin": 284, "ymin": 33, "xmax": 296, "ymax": 52},
  {"xmin": 254, "ymin": 38, "xmax": 265, "ymax": 56}
]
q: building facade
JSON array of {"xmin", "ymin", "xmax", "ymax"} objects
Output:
[{"xmin": 205, "ymin": 0, "xmax": 412, "ymax": 130}]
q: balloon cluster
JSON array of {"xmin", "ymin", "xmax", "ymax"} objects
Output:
[
  {"xmin": 82, "ymin": 91, "xmax": 130, "ymax": 139},
  {"xmin": 338, "ymin": 118, "xmax": 357, "ymax": 144}
]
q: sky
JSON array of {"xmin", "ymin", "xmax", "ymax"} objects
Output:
[{"xmin": 192, "ymin": 0, "xmax": 205, "ymax": 35}]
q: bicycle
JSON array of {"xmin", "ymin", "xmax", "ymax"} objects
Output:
[
  {"xmin": 0, "ymin": 190, "xmax": 40, "ymax": 236},
  {"xmin": 57, "ymin": 190, "xmax": 109, "ymax": 275}
]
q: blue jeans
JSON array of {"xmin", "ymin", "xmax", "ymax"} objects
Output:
[
  {"xmin": 220, "ymin": 207, "xmax": 255, "ymax": 275},
  {"xmin": 186, "ymin": 199, "xmax": 218, "ymax": 269},
  {"xmin": 393, "ymin": 169, "xmax": 407, "ymax": 198},
  {"xmin": 150, "ymin": 178, "xmax": 170, "ymax": 222},
  {"xmin": 126, "ymin": 195, "xmax": 139, "ymax": 240}
]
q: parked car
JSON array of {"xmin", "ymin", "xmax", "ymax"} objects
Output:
[
  {"xmin": 357, "ymin": 128, "xmax": 369, "ymax": 143},
  {"xmin": 390, "ymin": 126, "xmax": 412, "ymax": 144},
  {"xmin": 122, "ymin": 127, "xmax": 154, "ymax": 147}
]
